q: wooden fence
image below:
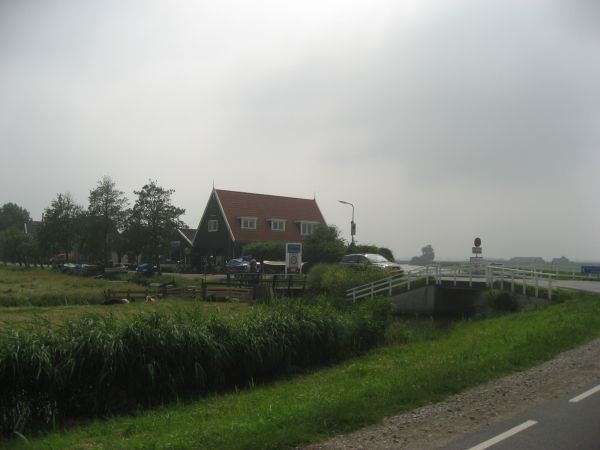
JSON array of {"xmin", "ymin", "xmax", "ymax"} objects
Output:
[{"xmin": 103, "ymin": 275, "xmax": 307, "ymax": 304}]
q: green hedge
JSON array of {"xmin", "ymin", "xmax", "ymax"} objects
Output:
[
  {"xmin": 306, "ymin": 263, "xmax": 393, "ymax": 298},
  {"xmin": 0, "ymin": 299, "xmax": 392, "ymax": 435}
]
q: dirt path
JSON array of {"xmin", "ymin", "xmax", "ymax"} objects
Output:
[{"xmin": 304, "ymin": 337, "xmax": 600, "ymax": 449}]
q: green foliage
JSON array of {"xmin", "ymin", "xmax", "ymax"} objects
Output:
[
  {"xmin": 486, "ymin": 290, "xmax": 520, "ymax": 312},
  {"xmin": 306, "ymin": 263, "xmax": 391, "ymax": 298},
  {"xmin": 126, "ymin": 180, "xmax": 186, "ymax": 268},
  {"xmin": 303, "ymin": 225, "xmax": 346, "ymax": 264},
  {"xmin": 410, "ymin": 244, "xmax": 435, "ymax": 265},
  {"xmin": 37, "ymin": 193, "xmax": 84, "ymax": 262},
  {"xmin": 0, "ymin": 228, "xmax": 32, "ymax": 264},
  {"xmin": 0, "ymin": 203, "xmax": 31, "ymax": 232},
  {"xmin": 16, "ymin": 293, "xmax": 600, "ymax": 450},
  {"xmin": 241, "ymin": 242, "xmax": 285, "ymax": 261},
  {"xmin": 87, "ymin": 176, "xmax": 129, "ymax": 266},
  {"xmin": 0, "ymin": 299, "xmax": 391, "ymax": 435}
]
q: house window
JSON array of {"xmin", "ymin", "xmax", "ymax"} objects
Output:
[
  {"xmin": 208, "ymin": 220, "xmax": 218, "ymax": 232},
  {"xmin": 300, "ymin": 222, "xmax": 318, "ymax": 236},
  {"xmin": 271, "ymin": 219, "xmax": 285, "ymax": 232},
  {"xmin": 241, "ymin": 217, "xmax": 257, "ymax": 230}
]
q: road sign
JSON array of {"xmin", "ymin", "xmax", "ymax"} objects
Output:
[
  {"xmin": 474, "ymin": 237, "xmax": 481, "ymax": 248},
  {"xmin": 470, "ymin": 257, "xmax": 486, "ymax": 275},
  {"xmin": 286, "ymin": 243, "xmax": 302, "ymax": 274},
  {"xmin": 472, "ymin": 247, "xmax": 482, "ymax": 254},
  {"xmin": 581, "ymin": 265, "xmax": 600, "ymax": 275}
]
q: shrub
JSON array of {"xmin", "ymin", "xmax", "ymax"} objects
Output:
[
  {"xmin": 487, "ymin": 290, "xmax": 520, "ymax": 312},
  {"xmin": 303, "ymin": 225, "xmax": 346, "ymax": 264},
  {"xmin": 306, "ymin": 263, "xmax": 391, "ymax": 298}
]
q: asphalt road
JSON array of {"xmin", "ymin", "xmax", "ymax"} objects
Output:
[
  {"xmin": 442, "ymin": 382, "xmax": 600, "ymax": 450},
  {"xmin": 553, "ymin": 280, "xmax": 600, "ymax": 294}
]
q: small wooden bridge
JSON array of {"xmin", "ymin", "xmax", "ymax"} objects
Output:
[{"xmin": 346, "ymin": 265, "xmax": 561, "ymax": 302}]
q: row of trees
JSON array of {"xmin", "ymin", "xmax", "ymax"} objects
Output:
[{"xmin": 0, "ymin": 177, "xmax": 185, "ymax": 269}]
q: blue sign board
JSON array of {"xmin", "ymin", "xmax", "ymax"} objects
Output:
[
  {"xmin": 287, "ymin": 243, "xmax": 301, "ymax": 253},
  {"xmin": 581, "ymin": 266, "xmax": 600, "ymax": 274}
]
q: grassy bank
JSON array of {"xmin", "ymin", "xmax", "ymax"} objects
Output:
[
  {"xmin": 7, "ymin": 291, "xmax": 600, "ymax": 449},
  {"xmin": 0, "ymin": 299, "xmax": 391, "ymax": 436},
  {"xmin": 0, "ymin": 301, "xmax": 250, "ymax": 330}
]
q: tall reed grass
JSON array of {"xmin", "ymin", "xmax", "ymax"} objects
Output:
[{"xmin": 0, "ymin": 298, "xmax": 391, "ymax": 435}]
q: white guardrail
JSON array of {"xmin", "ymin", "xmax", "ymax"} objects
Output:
[{"xmin": 346, "ymin": 265, "xmax": 557, "ymax": 302}]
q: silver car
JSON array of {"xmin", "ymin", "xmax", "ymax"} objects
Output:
[{"xmin": 340, "ymin": 253, "xmax": 403, "ymax": 273}]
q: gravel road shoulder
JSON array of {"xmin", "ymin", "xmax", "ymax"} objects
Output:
[{"xmin": 304, "ymin": 337, "xmax": 600, "ymax": 450}]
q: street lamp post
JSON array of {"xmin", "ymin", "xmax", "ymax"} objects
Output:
[{"xmin": 338, "ymin": 200, "xmax": 355, "ymax": 245}]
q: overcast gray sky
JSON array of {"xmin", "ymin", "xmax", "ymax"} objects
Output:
[{"xmin": 1, "ymin": 0, "xmax": 599, "ymax": 261}]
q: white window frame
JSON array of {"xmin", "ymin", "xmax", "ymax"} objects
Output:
[
  {"xmin": 270, "ymin": 219, "xmax": 286, "ymax": 232},
  {"xmin": 208, "ymin": 220, "xmax": 218, "ymax": 232},
  {"xmin": 300, "ymin": 221, "xmax": 319, "ymax": 236},
  {"xmin": 240, "ymin": 217, "xmax": 257, "ymax": 230}
]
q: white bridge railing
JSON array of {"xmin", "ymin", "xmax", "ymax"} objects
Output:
[
  {"xmin": 487, "ymin": 265, "xmax": 556, "ymax": 300},
  {"xmin": 346, "ymin": 265, "xmax": 557, "ymax": 302},
  {"xmin": 346, "ymin": 266, "xmax": 438, "ymax": 302}
]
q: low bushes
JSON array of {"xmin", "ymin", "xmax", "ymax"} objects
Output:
[
  {"xmin": 486, "ymin": 290, "xmax": 520, "ymax": 312},
  {"xmin": 0, "ymin": 298, "xmax": 392, "ymax": 435},
  {"xmin": 306, "ymin": 263, "xmax": 392, "ymax": 298}
]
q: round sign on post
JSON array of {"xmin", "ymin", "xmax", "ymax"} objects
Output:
[{"xmin": 474, "ymin": 237, "xmax": 481, "ymax": 248}]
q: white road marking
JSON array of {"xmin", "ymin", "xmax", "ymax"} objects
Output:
[
  {"xmin": 466, "ymin": 420, "xmax": 538, "ymax": 450},
  {"xmin": 569, "ymin": 384, "xmax": 600, "ymax": 403}
]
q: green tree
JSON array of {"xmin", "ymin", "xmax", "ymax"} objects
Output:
[
  {"xmin": 128, "ymin": 180, "xmax": 185, "ymax": 270},
  {"xmin": 0, "ymin": 227, "xmax": 30, "ymax": 264},
  {"xmin": 38, "ymin": 193, "xmax": 84, "ymax": 262},
  {"xmin": 410, "ymin": 244, "xmax": 435, "ymax": 265},
  {"xmin": 0, "ymin": 202, "xmax": 34, "ymax": 265},
  {"xmin": 303, "ymin": 225, "xmax": 347, "ymax": 264},
  {"xmin": 0, "ymin": 202, "xmax": 31, "ymax": 231},
  {"xmin": 88, "ymin": 176, "xmax": 129, "ymax": 266}
]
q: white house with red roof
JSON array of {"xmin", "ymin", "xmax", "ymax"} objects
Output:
[{"xmin": 191, "ymin": 188, "xmax": 326, "ymax": 269}]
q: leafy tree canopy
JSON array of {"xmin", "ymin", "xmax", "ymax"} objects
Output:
[
  {"xmin": 129, "ymin": 180, "xmax": 185, "ymax": 268},
  {"xmin": 38, "ymin": 193, "xmax": 84, "ymax": 262},
  {"xmin": 0, "ymin": 202, "xmax": 31, "ymax": 231},
  {"xmin": 410, "ymin": 244, "xmax": 435, "ymax": 265},
  {"xmin": 88, "ymin": 176, "xmax": 129, "ymax": 265},
  {"xmin": 303, "ymin": 225, "xmax": 347, "ymax": 264}
]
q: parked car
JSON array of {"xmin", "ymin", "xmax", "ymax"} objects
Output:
[
  {"xmin": 61, "ymin": 263, "xmax": 102, "ymax": 276},
  {"xmin": 226, "ymin": 256, "xmax": 259, "ymax": 273},
  {"xmin": 136, "ymin": 263, "xmax": 156, "ymax": 275},
  {"xmin": 340, "ymin": 253, "xmax": 403, "ymax": 273}
]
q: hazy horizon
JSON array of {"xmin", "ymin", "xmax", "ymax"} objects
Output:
[{"xmin": 2, "ymin": 1, "xmax": 599, "ymax": 261}]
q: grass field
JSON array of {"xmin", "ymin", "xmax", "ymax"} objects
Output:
[
  {"xmin": 0, "ymin": 265, "xmax": 208, "ymax": 307},
  {"xmin": 4, "ymin": 290, "xmax": 600, "ymax": 450},
  {"xmin": 0, "ymin": 300, "xmax": 250, "ymax": 330}
]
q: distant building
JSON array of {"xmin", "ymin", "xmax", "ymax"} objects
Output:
[
  {"xmin": 166, "ymin": 228, "xmax": 196, "ymax": 266},
  {"xmin": 551, "ymin": 256, "xmax": 571, "ymax": 266},
  {"xmin": 23, "ymin": 220, "xmax": 43, "ymax": 236},
  {"xmin": 191, "ymin": 188, "xmax": 326, "ymax": 270}
]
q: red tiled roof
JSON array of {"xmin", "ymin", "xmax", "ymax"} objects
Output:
[{"xmin": 215, "ymin": 189, "xmax": 326, "ymax": 243}]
